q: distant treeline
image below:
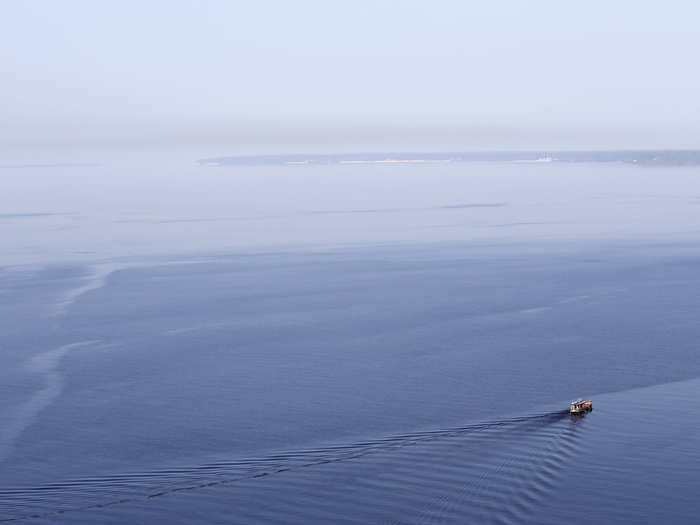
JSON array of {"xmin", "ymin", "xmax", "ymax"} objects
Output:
[
  {"xmin": 556, "ymin": 150, "xmax": 700, "ymax": 166},
  {"xmin": 199, "ymin": 150, "xmax": 700, "ymax": 167}
]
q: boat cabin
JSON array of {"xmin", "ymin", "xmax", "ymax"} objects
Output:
[{"xmin": 569, "ymin": 398, "xmax": 593, "ymax": 414}]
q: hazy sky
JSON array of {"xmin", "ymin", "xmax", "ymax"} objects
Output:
[{"xmin": 3, "ymin": 1, "xmax": 700, "ymax": 152}]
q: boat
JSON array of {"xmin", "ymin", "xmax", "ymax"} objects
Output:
[{"xmin": 569, "ymin": 398, "xmax": 593, "ymax": 414}]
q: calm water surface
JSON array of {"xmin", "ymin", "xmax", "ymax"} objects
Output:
[{"xmin": 1, "ymin": 159, "xmax": 699, "ymax": 523}]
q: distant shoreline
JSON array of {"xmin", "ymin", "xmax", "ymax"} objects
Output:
[{"xmin": 199, "ymin": 150, "xmax": 700, "ymax": 167}]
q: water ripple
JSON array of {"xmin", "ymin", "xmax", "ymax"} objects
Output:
[{"xmin": 0, "ymin": 410, "xmax": 585, "ymax": 523}]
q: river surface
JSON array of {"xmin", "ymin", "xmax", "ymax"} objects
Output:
[{"xmin": 1, "ymin": 158, "xmax": 699, "ymax": 523}]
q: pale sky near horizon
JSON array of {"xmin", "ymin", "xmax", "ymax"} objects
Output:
[{"xmin": 2, "ymin": 1, "xmax": 700, "ymax": 153}]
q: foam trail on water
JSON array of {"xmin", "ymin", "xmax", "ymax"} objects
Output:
[
  {"xmin": 51, "ymin": 258, "xmax": 227, "ymax": 318},
  {"xmin": 52, "ymin": 264, "xmax": 122, "ymax": 317},
  {"xmin": 0, "ymin": 341, "xmax": 99, "ymax": 465}
]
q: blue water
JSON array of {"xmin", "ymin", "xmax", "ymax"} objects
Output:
[{"xmin": 2, "ymin": 160, "xmax": 700, "ymax": 523}]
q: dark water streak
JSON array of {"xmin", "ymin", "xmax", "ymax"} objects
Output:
[{"xmin": 0, "ymin": 411, "xmax": 573, "ymax": 522}]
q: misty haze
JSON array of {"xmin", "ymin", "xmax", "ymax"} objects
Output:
[{"xmin": 2, "ymin": 2, "xmax": 700, "ymax": 524}]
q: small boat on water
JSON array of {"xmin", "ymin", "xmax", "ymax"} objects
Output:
[{"xmin": 569, "ymin": 399, "xmax": 593, "ymax": 414}]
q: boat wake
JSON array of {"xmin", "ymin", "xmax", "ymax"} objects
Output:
[{"xmin": 0, "ymin": 410, "xmax": 585, "ymax": 523}]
